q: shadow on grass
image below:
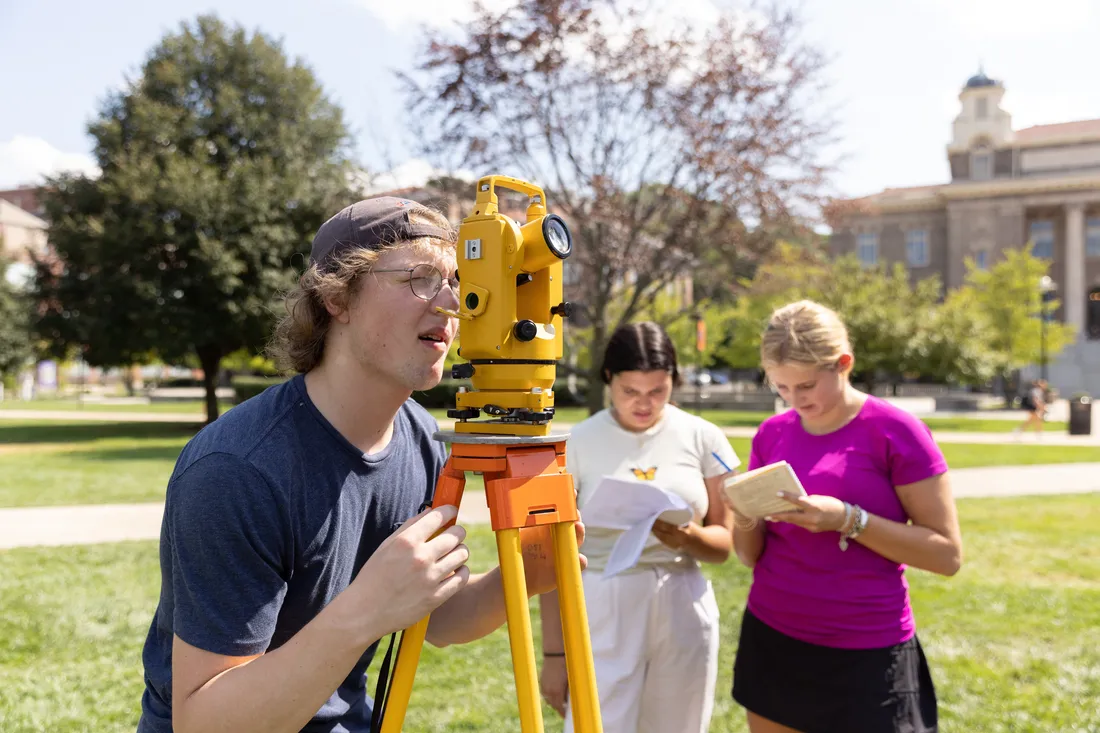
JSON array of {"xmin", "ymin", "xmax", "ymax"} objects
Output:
[
  {"xmin": 65, "ymin": 444, "xmax": 189, "ymax": 462},
  {"xmin": 0, "ymin": 422, "xmax": 201, "ymax": 445}
]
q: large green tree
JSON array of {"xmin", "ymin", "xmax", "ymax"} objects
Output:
[
  {"xmin": 951, "ymin": 247, "xmax": 1076, "ymax": 397},
  {"xmin": 816, "ymin": 256, "xmax": 942, "ymax": 392},
  {"xmin": 34, "ymin": 15, "xmax": 354, "ymax": 422},
  {"xmin": 711, "ymin": 248, "xmax": 993, "ymax": 391},
  {"xmin": 0, "ymin": 254, "xmax": 34, "ymax": 381},
  {"xmin": 909, "ymin": 287, "xmax": 997, "ymax": 387},
  {"xmin": 710, "ymin": 243, "xmax": 829, "ymax": 370}
]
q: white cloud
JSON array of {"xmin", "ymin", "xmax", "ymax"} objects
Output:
[
  {"xmin": 360, "ymin": 158, "xmax": 476, "ymax": 194},
  {"xmin": 350, "ymin": 0, "xmax": 514, "ymax": 30},
  {"xmin": 1003, "ymin": 90, "xmax": 1100, "ymax": 129},
  {"xmin": 0, "ymin": 136, "xmax": 99, "ymax": 188},
  {"xmin": 351, "ymin": 0, "xmax": 726, "ymax": 32},
  {"xmin": 929, "ymin": 0, "xmax": 1094, "ymax": 39}
]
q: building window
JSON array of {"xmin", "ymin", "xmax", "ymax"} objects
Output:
[
  {"xmin": 856, "ymin": 232, "xmax": 878, "ymax": 267},
  {"xmin": 976, "ymin": 97, "xmax": 988, "ymax": 119},
  {"xmin": 1030, "ymin": 220, "xmax": 1054, "ymax": 259},
  {"xmin": 906, "ymin": 229, "xmax": 929, "ymax": 267},
  {"xmin": 1087, "ymin": 217, "xmax": 1100, "ymax": 258},
  {"xmin": 971, "ymin": 151, "xmax": 992, "ymax": 180},
  {"xmin": 975, "ymin": 249, "xmax": 989, "ymax": 270}
]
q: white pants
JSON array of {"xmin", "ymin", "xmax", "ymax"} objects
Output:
[{"xmin": 564, "ymin": 566, "xmax": 720, "ymax": 733}]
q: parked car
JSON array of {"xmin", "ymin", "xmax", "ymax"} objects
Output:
[{"xmin": 689, "ymin": 371, "xmax": 713, "ymax": 386}]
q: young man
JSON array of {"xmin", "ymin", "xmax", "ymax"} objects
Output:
[{"xmin": 137, "ymin": 196, "xmax": 581, "ymax": 733}]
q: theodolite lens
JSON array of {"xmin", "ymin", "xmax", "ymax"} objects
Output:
[{"xmin": 543, "ymin": 215, "xmax": 572, "ymax": 259}]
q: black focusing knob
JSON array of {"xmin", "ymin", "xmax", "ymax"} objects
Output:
[
  {"xmin": 513, "ymin": 320, "xmax": 539, "ymax": 342},
  {"xmin": 451, "ymin": 363, "xmax": 475, "ymax": 379},
  {"xmin": 550, "ymin": 301, "xmax": 574, "ymax": 319}
]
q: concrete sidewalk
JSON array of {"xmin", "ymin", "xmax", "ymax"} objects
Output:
[
  {"xmin": 0, "ymin": 493, "xmax": 494, "ymax": 550},
  {"xmin": 3, "ymin": 463, "xmax": 1098, "ymax": 551},
  {"xmin": 0, "ymin": 409, "xmax": 206, "ymax": 423}
]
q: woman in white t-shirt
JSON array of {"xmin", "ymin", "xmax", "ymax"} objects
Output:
[{"xmin": 539, "ymin": 322, "xmax": 740, "ymax": 733}]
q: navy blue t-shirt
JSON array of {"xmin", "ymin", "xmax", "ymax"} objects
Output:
[{"xmin": 138, "ymin": 375, "xmax": 446, "ymax": 732}]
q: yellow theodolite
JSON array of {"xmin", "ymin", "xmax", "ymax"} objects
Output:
[
  {"xmin": 377, "ymin": 176, "xmax": 602, "ymax": 733},
  {"xmin": 441, "ymin": 175, "xmax": 575, "ymax": 436}
]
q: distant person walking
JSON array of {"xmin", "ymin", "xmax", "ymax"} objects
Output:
[{"xmin": 1014, "ymin": 379, "xmax": 1048, "ymax": 437}]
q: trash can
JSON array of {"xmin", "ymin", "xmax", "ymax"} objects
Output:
[{"xmin": 1068, "ymin": 394, "xmax": 1092, "ymax": 436}]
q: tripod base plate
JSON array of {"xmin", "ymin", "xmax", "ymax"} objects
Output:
[{"xmin": 433, "ymin": 430, "xmax": 570, "ymax": 445}]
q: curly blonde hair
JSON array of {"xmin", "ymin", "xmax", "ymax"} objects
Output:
[
  {"xmin": 760, "ymin": 300, "xmax": 851, "ymax": 371},
  {"xmin": 268, "ymin": 208, "xmax": 455, "ymax": 374}
]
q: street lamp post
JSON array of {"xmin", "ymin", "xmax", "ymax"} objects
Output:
[
  {"xmin": 693, "ymin": 312, "xmax": 705, "ymax": 416},
  {"xmin": 1038, "ymin": 275, "xmax": 1056, "ymax": 383}
]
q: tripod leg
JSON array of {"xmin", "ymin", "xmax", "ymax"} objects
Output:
[
  {"xmin": 551, "ymin": 521, "xmax": 602, "ymax": 733},
  {"xmin": 496, "ymin": 527, "xmax": 546, "ymax": 733},
  {"xmin": 379, "ymin": 461, "xmax": 466, "ymax": 733}
]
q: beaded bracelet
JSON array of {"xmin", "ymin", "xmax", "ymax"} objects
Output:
[
  {"xmin": 839, "ymin": 504, "xmax": 868, "ymax": 551},
  {"xmin": 838, "ymin": 502, "xmax": 855, "ymax": 536}
]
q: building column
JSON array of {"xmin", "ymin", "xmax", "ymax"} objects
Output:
[
  {"xmin": 1065, "ymin": 202, "xmax": 1086, "ymax": 335},
  {"xmin": 946, "ymin": 206, "xmax": 967, "ymax": 288}
]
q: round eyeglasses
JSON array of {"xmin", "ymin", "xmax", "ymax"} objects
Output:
[{"xmin": 372, "ymin": 263, "xmax": 459, "ymax": 301}]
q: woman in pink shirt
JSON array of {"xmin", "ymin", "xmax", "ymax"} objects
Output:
[{"xmin": 730, "ymin": 301, "xmax": 964, "ymax": 733}]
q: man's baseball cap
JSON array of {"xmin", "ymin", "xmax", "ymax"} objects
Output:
[{"xmin": 309, "ymin": 196, "xmax": 455, "ymax": 272}]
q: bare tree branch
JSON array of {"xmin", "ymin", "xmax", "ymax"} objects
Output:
[{"xmin": 400, "ymin": 0, "xmax": 833, "ymax": 411}]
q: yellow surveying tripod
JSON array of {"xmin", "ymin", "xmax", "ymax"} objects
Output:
[{"xmin": 378, "ymin": 176, "xmax": 603, "ymax": 733}]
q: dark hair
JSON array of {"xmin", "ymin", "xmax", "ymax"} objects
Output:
[{"xmin": 600, "ymin": 322, "xmax": 681, "ymax": 386}]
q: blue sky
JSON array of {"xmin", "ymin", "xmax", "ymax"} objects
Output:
[{"xmin": 1, "ymin": 0, "xmax": 1098, "ymax": 201}]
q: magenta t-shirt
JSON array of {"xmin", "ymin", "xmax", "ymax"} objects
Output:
[{"xmin": 745, "ymin": 396, "xmax": 948, "ymax": 649}]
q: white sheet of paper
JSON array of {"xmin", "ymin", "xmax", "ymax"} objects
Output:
[{"xmin": 581, "ymin": 476, "xmax": 693, "ymax": 578}]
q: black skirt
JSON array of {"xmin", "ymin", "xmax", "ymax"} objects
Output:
[{"xmin": 732, "ymin": 608, "xmax": 938, "ymax": 733}]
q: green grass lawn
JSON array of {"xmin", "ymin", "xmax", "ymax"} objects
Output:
[
  {"xmin": 729, "ymin": 436, "xmax": 1100, "ymax": 471},
  {"xmin": 940, "ymin": 442, "xmax": 1100, "ymax": 469},
  {"xmin": 2, "ymin": 419, "xmax": 1099, "ymax": 508},
  {"xmin": 0, "ymin": 421, "xmax": 196, "ymax": 508},
  {"xmin": 676, "ymin": 406, "xmax": 1069, "ymax": 433},
  {"xmin": 922, "ymin": 416, "xmax": 1067, "ymax": 432},
  {"xmin": 7, "ymin": 399, "xmax": 1067, "ymax": 433},
  {"xmin": 0, "ymin": 398, "xmax": 234, "ymax": 414},
  {"xmin": 427, "ymin": 405, "xmax": 1071, "ymax": 432},
  {"xmin": 1, "ymin": 494, "xmax": 1097, "ymax": 732}
]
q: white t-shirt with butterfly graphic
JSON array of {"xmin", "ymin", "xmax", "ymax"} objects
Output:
[{"xmin": 567, "ymin": 404, "xmax": 741, "ymax": 573}]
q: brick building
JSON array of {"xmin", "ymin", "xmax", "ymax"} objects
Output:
[
  {"xmin": 829, "ymin": 71, "xmax": 1100, "ymax": 396},
  {"xmin": 0, "ymin": 186, "xmax": 46, "ymax": 219}
]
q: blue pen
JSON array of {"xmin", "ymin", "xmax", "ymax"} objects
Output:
[{"xmin": 711, "ymin": 451, "xmax": 732, "ymax": 473}]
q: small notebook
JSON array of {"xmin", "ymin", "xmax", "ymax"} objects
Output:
[{"xmin": 721, "ymin": 461, "xmax": 807, "ymax": 519}]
